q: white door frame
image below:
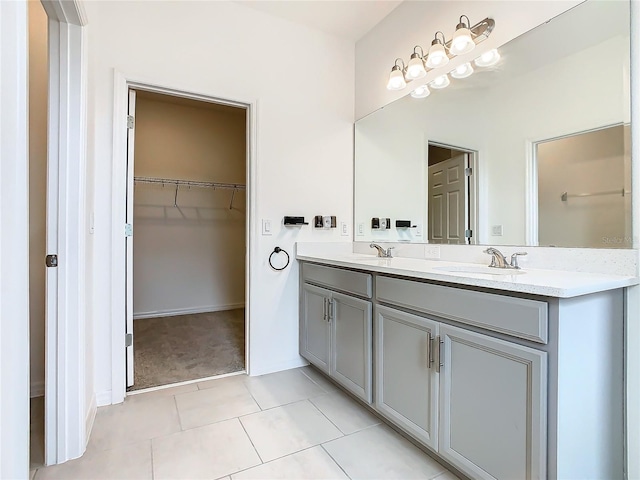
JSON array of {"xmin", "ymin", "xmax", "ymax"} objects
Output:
[
  {"xmin": 110, "ymin": 72, "xmax": 257, "ymax": 403},
  {"xmin": 40, "ymin": 0, "xmax": 89, "ymax": 465},
  {"xmin": 0, "ymin": 2, "xmax": 30, "ymax": 477}
]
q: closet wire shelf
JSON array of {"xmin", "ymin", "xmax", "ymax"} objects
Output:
[{"xmin": 134, "ymin": 176, "xmax": 246, "ymax": 209}]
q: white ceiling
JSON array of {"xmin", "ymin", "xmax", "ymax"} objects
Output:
[{"xmin": 237, "ymin": 1, "xmax": 403, "ymax": 41}]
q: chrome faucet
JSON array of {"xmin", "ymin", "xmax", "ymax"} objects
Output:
[
  {"xmin": 370, "ymin": 243, "xmax": 394, "ymax": 258},
  {"xmin": 484, "ymin": 247, "xmax": 527, "ymax": 269}
]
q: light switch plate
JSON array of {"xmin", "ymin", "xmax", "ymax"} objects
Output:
[
  {"xmin": 262, "ymin": 219, "xmax": 272, "ymax": 235},
  {"xmin": 340, "ymin": 222, "xmax": 349, "ymax": 236},
  {"xmin": 415, "ymin": 224, "xmax": 423, "ymax": 236},
  {"xmin": 492, "ymin": 225, "xmax": 504, "ymax": 236},
  {"xmin": 357, "ymin": 223, "xmax": 365, "ymax": 236}
]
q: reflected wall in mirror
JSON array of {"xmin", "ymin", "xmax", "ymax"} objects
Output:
[{"xmin": 354, "ymin": 0, "xmax": 631, "ymax": 248}]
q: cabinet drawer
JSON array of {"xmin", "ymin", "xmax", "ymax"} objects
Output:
[
  {"xmin": 376, "ymin": 276, "xmax": 548, "ymax": 344},
  {"xmin": 302, "ymin": 263, "xmax": 372, "ymax": 299}
]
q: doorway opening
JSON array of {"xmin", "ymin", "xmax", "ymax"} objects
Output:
[
  {"xmin": 427, "ymin": 142, "xmax": 477, "ymax": 244},
  {"xmin": 125, "ymin": 89, "xmax": 248, "ymax": 392}
]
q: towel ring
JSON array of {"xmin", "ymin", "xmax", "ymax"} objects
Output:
[{"xmin": 269, "ymin": 247, "xmax": 290, "ymax": 271}]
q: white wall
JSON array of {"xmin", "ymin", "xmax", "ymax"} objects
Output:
[
  {"xmin": 84, "ymin": 0, "xmax": 355, "ymax": 401},
  {"xmin": 355, "ymin": 0, "xmax": 581, "ymax": 119},
  {"xmin": 29, "ymin": 0, "xmax": 48, "ymax": 398},
  {"xmin": 133, "ymin": 95, "xmax": 246, "ymax": 317},
  {"xmin": 0, "ymin": 0, "xmax": 30, "ymax": 477}
]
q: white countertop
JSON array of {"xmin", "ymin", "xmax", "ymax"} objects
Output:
[{"xmin": 296, "ymin": 252, "xmax": 639, "ymax": 298}]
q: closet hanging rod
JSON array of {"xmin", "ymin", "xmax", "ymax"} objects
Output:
[{"xmin": 134, "ymin": 176, "xmax": 246, "ymax": 190}]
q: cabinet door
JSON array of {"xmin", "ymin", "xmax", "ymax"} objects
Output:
[
  {"xmin": 438, "ymin": 324, "xmax": 547, "ymax": 480},
  {"xmin": 300, "ymin": 284, "xmax": 331, "ymax": 374},
  {"xmin": 375, "ymin": 306, "xmax": 439, "ymax": 450},
  {"xmin": 330, "ymin": 291, "xmax": 372, "ymax": 403}
]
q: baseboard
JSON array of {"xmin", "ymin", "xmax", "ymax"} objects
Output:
[
  {"xmin": 30, "ymin": 380, "xmax": 45, "ymax": 398},
  {"xmin": 133, "ymin": 303, "xmax": 245, "ymax": 320},
  {"xmin": 85, "ymin": 393, "xmax": 97, "ymax": 447},
  {"xmin": 248, "ymin": 356, "xmax": 308, "ymax": 377},
  {"xmin": 96, "ymin": 390, "xmax": 112, "ymax": 407}
]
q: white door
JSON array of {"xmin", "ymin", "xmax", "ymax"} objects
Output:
[
  {"xmin": 125, "ymin": 89, "xmax": 136, "ymax": 387},
  {"xmin": 428, "ymin": 154, "xmax": 468, "ymax": 244},
  {"xmin": 438, "ymin": 324, "xmax": 547, "ymax": 480}
]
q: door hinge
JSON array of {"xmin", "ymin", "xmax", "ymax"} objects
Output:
[
  {"xmin": 125, "ymin": 333, "xmax": 133, "ymax": 347},
  {"xmin": 464, "ymin": 167, "xmax": 472, "ymax": 176},
  {"xmin": 127, "ymin": 115, "xmax": 135, "ymax": 129},
  {"xmin": 45, "ymin": 254, "xmax": 58, "ymax": 268},
  {"xmin": 465, "ymin": 229, "xmax": 473, "ymax": 238},
  {"xmin": 433, "ymin": 335, "xmax": 443, "ymax": 373},
  {"xmin": 125, "ymin": 223, "xmax": 133, "ymax": 237}
]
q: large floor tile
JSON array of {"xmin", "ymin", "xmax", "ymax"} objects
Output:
[
  {"xmin": 87, "ymin": 395, "xmax": 181, "ymax": 452},
  {"xmin": 231, "ymin": 446, "xmax": 348, "ymax": 480},
  {"xmin": 323, "ymin": 424, "xmax": 447, "ymax": 479},
  {"xmin": 35, "ymin": 440, "xmax": 152, "ymax": 480},
  {"xmin": 310, "ymin": 391, "xmax": 380, "ymax": 435},
  {"xmin": 176, "ymin": 376, "xmax": 260, "ymax": 430},
  {"xmin": 126, "ymin": 382, "xmax": 199, "ymax": 401},
  {"xmin": 244, "ymin": 368, "xmax": 328, "ymax": 410},
  {"xmin": 299, "ymin": 366, "xmax": 339, "ymax": 393},
  {"xmin": 434, "ymin": 471, "xmax": 463, "ymax": 480},
  {"xmin": 152, "ymin": 418, "xmax": 261, "ymax": 479},
  {"xmin": 198, "ymin": 373, "xmax": 246, "ymax": 390},
  {"xmin": 240, "ymin": 400, "xmax": 342, "ymax": 462}
]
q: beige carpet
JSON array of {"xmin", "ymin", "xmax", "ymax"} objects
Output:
[{"xmin": 129, "ymin": 309, "xmax": 245, "ymax": 391}]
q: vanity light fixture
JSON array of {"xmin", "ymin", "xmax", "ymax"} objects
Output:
[
  {"xmin": 410, "ymin": 85, "xmax": 431, "ymax": 98},
  {"xmin": 386, "ymin": 59, "xmax": 407, "ymax": 90},
  {"xmin": 385, "ymin": 16, "xmax": 494, "ymax": 91},
  {"xmin": 429, "ymin": 74, "xmax": 450, "ymax": 89},
  {"xmin": 406, "ymin": 46, "xmax": 427, "ymax": 80},
  {"xmin": 450, "ymin": 15, "xmax": 475, "ymax": 55},
  {"xmin": 450, "ymin": 62, "xmax": 474, "ymax": 79},
  {"xmin": 425, "ymin": 32, "xmax": 449, "ymax": 68},
  {"xmin": 474, "ymin": 48, "xmax": 501, "ymax": 67}
]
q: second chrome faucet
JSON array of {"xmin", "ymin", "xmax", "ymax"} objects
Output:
[
  {"xmin": 370, "ymin": 243, "xmax": 394, "ymax": 258},
  {"xmin": 483, "ymin": 247, "xmax": 527, "ymax": 269}
]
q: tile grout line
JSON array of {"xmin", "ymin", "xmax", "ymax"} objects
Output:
[
  {"xmin": 237, "ymin": 417, "xmax": 265, "ymax": 465},
  {"xmin": 307, "ymin": 396, "xmax": 348, "ymax": 437},
  {"xmin": 149, "ymin": 439, "xmax": 155, "ymax": 480},
  {"xmin": 226, "ymin": 444, "xmax": 321, "ymax": 478},
  {"xmin": 173, "ymin": 395, "xmax": 186, "ymax": 431},
  {"xmin": 320, "ymin": 443, "xmax": 352, "ymax": 480}
]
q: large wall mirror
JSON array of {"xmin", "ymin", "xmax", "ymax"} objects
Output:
[{"xmin": 354, "ymin": 0, "xmax": 631, "ymax": 248}]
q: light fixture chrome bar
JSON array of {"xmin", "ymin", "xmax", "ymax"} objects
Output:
[
  {"xmin": 442, "ymin": 17, "xmax": 495, "ymax": 60},
  {"xmin": 134, "ymin": 176, "xmax": 246, "ymax": 191}
]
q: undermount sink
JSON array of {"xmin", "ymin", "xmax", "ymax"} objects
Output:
[{"xmin": 433, "ymin": 265, "xmax": 526, "ymax": 276}]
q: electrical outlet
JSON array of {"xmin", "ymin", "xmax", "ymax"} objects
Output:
[
  {"xmin": 415, "ymin": 224, "xmax": 423, "ymax": 236},
  {"xmin": 341, "ymin": 222, "xmax": 349, "ymax": 236},
  {"xmin": 425, "ymin": 245, "xmax": 441, "ymax": 259},
  {"xmin": 262, "ymin": 219, "xmax": 272, "ymax": 235},
  {"xmin": 492, "ymin": 225, "xmax": 504, "ymax": 236}
]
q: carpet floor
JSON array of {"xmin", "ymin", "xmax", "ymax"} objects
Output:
[{"xmin": 129, "ymin": 309, "xmax": 245, "ymax": 391}]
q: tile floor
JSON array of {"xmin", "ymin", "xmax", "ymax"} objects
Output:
[{"xmin": 31, "ymin": 367, "xmax": 461, "ymax": 480}]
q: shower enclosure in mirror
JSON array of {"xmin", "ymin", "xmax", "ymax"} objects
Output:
[{"xmin": 354, "ymin": 0, "xmax": 631, "ymax": 248}]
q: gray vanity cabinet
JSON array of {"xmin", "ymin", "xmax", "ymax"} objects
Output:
[
  {"xmin": 375, "ymin": 305, "xmax": 439, "ymax": 450},
  {"xmin": 300, "ymin": 283, "xmax": 332, "ymax": 374},
  {"xmin": 438, "ymin": 324, "xmax": 547, "ymax": 480},
  {"xmin": 300, "ymin": 263, "xmax": 373, "ymax": 403}
]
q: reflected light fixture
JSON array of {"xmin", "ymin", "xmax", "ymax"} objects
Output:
[
  {"xmin": 450, "ymin": 15, "xmax": 475, "ymax": 55},
  {"xmin": 406, "ymin": 46, "xmax": 427, "ymax": 80},
  {"xmin": 425, "ymin": 32, "xmax": 449, "ymax": 69},
  {"xmin": 386, "ymin": 59, "xmax": 407, "ymax": 90},
  {"xmin": 410, "ymin": 85, "xmax": 431, "ymax": 99},
  {"xmin": 450, "ymin": 62, "xmax": 474, "ymax": 79},
  {"xmin": 474, "ymin": 48, "xmax": 501, "ymax": 67},
  {"xmin": 385, "ymin": 15, "xmax": 495, "ymax": 92},
  {"xmin": 429, "ymin": 74, "xmax": 450, "ymax": 89}
]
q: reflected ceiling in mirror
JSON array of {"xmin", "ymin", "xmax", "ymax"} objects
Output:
[{"xmin": 354, "ymin": 0, "xmax": 631, "ymax": 248}]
